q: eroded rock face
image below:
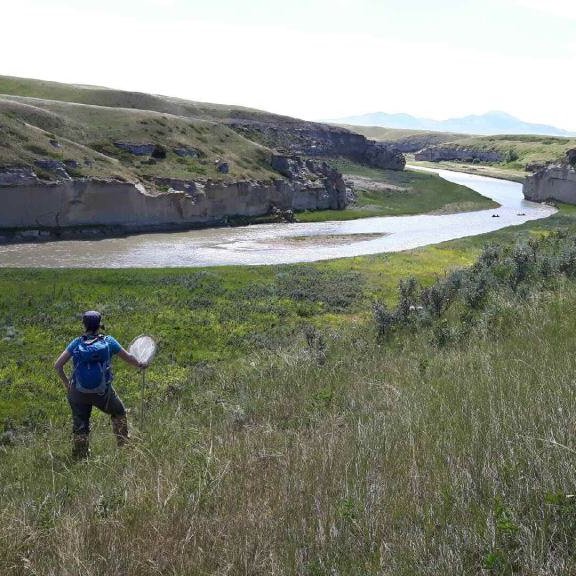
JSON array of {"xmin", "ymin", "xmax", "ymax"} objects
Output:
[
  {"xmin": 34, "ymin": 159, "xmax": 71, "ymax": 179},
  {"xmin": 271, "ymin": 154, "xmax": 348, "ymax": 210},
  {"xmin": 524, "ymin": 165, "xmax": 576, "ymax": 203},
  {"xmin": 525, "ymin": 160, "xmax": 553, "ymax": 173},
  {"xmin": 231, "ymin": 120, "xmax": 406, "ymax": 171},
  {"xmin": 364, "ymin": 142, "xmax": 406, "ymax": 170},
  {"xmin": 414, "ymin": 146, "xmax": 503, "ymax": 163},
  {"xmin": 0, "ymin": 156, "xmax": 350, "ymax": 234},
  {"xmin": 0, "ymin": 167, "xmax": 39, "ymax": 186},
  {"xmin": 523, "ymin": 149, "xmax": 576, "ymax": 204},
  {"xmin": 567, "ymin": 148, "xmax": 576, "ymax": 168}
]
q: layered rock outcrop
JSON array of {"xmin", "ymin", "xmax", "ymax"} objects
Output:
[
  {"xmin": 230, "ymin": 120, "xmax": 406, "ymax": 171},
  {"xmin": 0, "ymin": 156, "xmax": 351, "ymax": 239},
  {"xmin": 414, "ymin": 146, "xmax": 503, "ymax": 163},
  {"xmin": 523, "ymin": 149, "xmax": 576, "ymax": 204}
]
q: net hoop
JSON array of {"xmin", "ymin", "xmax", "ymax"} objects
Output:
[{"xmin": 128, "ymin": 335, "xmax": 157, "ymax": 365}]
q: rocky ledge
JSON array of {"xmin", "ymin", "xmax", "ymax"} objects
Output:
[
  {"xmin": 523, "ymin": 149, "xmax": 576, "ymax": 204},
  {"xmin": 414, "ymin": 146, "xmax": 503, "ymax": 163},
  {"xmin": 0, "ymin": 155, "xmax": 353, "ymax": 242},
  {"xmin": 230, "ymin": 120, "xmax": 406, "ymax": 171}
]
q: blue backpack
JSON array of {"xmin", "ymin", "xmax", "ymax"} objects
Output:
[{"xmin": 72, "ymin": 335, "xmax": 112, "ymax": 394}]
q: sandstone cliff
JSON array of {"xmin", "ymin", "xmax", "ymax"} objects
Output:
[
  {"xmin": 523, "ymin": 149, "xmax": 576, "ymax": 204},
  {"xmin": 0, "ymin": 156, "xmax": 351, "ymax": 240}
]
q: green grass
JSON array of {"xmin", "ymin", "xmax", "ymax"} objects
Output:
[
  {"xmin": 3, "ymin": 203, "xmax": 576, "ymax": 430},
  {"xmin": 0, "ymin": 96, "xmax": 277, "ymax": 183},
  {"xmin": 2, "ymin": 103, "xmax": 576, "ymax": 570},
  {"xmin": 0, "ymin": 265, "xmax": 367, "ymax": 426},
  {"xmin": 296, "ymin": 160, "xmax": 497, "ymax": 222},
  {"xmin": 5, "ymin": 233, "xmax": 576, "ymax": 573}
]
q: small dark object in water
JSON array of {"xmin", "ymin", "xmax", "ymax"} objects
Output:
[
  {"xmin": 492, "ymin": 214, "xmax": 500, "ymax": 218},
  {"xmin": 517, "ymin": 212, "xmax": 526, "ymax": 216}
]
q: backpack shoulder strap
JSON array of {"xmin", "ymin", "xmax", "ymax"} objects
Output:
[{"xmin": 103, "ymin": 335, "xmax": 111, "ymax": 362}]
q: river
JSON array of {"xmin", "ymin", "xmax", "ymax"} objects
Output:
[{"xmin": 0, "ymin": 169, "xmax": 556, "ymax": 268}]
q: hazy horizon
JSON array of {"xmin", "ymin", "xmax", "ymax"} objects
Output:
[{"xmin": 3, "ymin": 0, "xmax": 576, "ymax": 130}]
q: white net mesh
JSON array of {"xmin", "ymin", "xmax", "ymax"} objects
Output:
[{"xmin": 128, "ymin": 335, "xmax": 157, "ymax": 364}]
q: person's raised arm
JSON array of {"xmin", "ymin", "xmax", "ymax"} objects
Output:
[
  {"xmin": 117, "ymin": 347, "xmax": 147, "ymax": 369},
  {"xmin": 54, "ymin": 350, "xmax": 72, "ymax": 391}
]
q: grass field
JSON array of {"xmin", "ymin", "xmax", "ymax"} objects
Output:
[{"xmin": 4, "ymin": 223, "xmax": 576, "ymax": 573}]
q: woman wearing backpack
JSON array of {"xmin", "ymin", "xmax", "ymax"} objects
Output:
[{"xmin": 54, "ymin": 310, "xmax": 147, "ymax": 459}]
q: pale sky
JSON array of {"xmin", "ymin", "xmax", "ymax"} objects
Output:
[{"xmin": 2, "ymin": 0, "xmax": 575, "ymax": 130}]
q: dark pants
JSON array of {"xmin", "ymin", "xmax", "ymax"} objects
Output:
[{"xmin": 68, "ymin": 386, "xmax": 126, "ymax": 436}]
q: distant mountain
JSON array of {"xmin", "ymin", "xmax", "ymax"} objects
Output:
[{"xmin": 326, "ymin": 111, "xmax": 575, "ymax": 137}]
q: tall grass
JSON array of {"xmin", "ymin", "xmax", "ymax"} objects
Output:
[{"xmin": 3, "ymin": 238, "xmax": 576, "ymax": 573}]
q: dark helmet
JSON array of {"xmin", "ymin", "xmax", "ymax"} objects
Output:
[{"xmin": 82, "ymin": 310, "xmax": 102, "ymax": 332}]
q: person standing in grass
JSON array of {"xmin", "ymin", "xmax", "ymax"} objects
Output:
[{"xmin": 54, "ymin": 310, "xmax": 147, "ymax": 459}]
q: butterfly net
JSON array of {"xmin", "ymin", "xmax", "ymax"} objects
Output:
[{"xmin": 128, "ymin": 335, "xmax": 157, "ymax": 365}]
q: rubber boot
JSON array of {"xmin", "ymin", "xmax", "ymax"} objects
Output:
[
  {"xmin": 111, "ymin": 415, "xmax": 129, "ymax": 447},
  {"xmin": 72, "ymin": 434, "xmax": 90, "ymax": 460}
]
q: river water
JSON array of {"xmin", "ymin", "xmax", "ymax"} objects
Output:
[{"xmin": 0, "ymin": 169, "xmax": 556, "ymax": 268}]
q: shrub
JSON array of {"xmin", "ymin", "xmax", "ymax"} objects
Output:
[
  {"xmin": 537, "ymin": 252, "xmax": 560, "ymax": 279},
  {"xmin": 461, "ymin": 268, "xmax": 492, "ymax": 309},
  {"xmin": 475, "ymin": 243, "xmax": 503, "ymax": 270},
  {"xmin": 420, "ymin": 278, "xmax": 453, "ymax": 318},
  {"xmin": 397, "ymin": 277, "xmax": 419, "ymax": 322},
  {"xmin": 559, "ymin": 244, "xmax": 576, "ymax": 277},
  {"xmin": 504, "ymin": 148, "xmax": 519, "ymax": 163},
  {"xmin": 303, "ymin": 324, "xmax": 327, "ymax": 365},
  {"xmin": 509, "ymin": 244, "xmax": 534, "ymax": 288},
  {"xmin": 373, "ymin": 301, "xmax": 397, "ymax": 341},
  {"xmin": 431, "ymin": 318, "xmax": 456, "ymax": 348}
]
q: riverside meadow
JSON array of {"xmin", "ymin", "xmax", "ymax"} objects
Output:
[{"xmin": 3, "ymin": 202, "xmax": 576, "ymax": 574}]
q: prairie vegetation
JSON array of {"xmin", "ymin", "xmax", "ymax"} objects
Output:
[
  {"xmin": 0, "ymin": 97, "xmax": 276, "ymax": 183},
  {"xmin": 4, "ymin": 213, "xmax": 576, "ymax": 573}
]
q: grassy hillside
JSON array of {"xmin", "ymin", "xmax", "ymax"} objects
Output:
[
  {"xmin": 0, "ymin": 75, "xmax": 346, "ymax": 186},
  {"xmin": 0, "ymin": 75, "xmax": 292, "ymax": 124},
  {"xmin": 0, "ymin": 96, "xmax": 277, "ymax": 183},
  {"xmin": 4, "ymin": 224, "xmax": 576, "ymax": 573},
  {"xmin": 447, "ymin": 133, "xmax": 576, "ymax": 169}
]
